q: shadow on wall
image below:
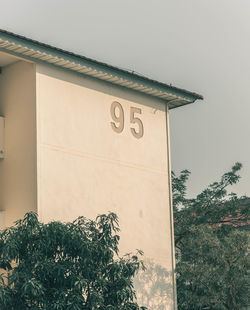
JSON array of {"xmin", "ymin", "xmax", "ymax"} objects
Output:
[{"xmin": 133, "ymin": 259, "xmax": 173, "ymax": 310}]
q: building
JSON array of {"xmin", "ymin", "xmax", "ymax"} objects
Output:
[{"xmin": 0, "ymin": 29, "xmax": 202, "ymax": 309}]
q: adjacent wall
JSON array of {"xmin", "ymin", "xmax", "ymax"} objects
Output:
[
  {"xmin": 0, "ymin": 61, "xmax": 37, "ymax": 227},
  {"xmin": 36, "ymin": 63, "xmax": 176, "ymax": 309}
]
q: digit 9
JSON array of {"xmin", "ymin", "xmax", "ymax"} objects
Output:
[{"xmin": 110, "ymin": 101, "xmax": 124, "ymax": 133}]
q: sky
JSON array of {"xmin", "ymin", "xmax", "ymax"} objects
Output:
[{"xmin": 1, "ymin": 0, "xmax": 249, "ymax": 198}]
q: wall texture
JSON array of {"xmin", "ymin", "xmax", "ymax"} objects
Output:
[{"xmin": 36, "ymin": 64, "xmax": 176, "ymax": 309}]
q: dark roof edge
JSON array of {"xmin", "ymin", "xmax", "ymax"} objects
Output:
[{"xmin": 0, "ymin": 29, "xmax": 203, "ymax": 103}]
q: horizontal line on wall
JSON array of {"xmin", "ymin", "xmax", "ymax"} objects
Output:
[{"xmin": 40, "ymin": 143, "xmax": 168, "ymax": 176}]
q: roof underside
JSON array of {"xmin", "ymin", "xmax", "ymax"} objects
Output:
[{"xmin": 0, "ymin": 29, "xmax": 203, "ymax": 109}]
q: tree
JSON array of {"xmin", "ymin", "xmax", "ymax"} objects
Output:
[
  {"xmin": 173, "ymin": 163, "xmax": 249, "ymax": 310},
  {"xmin": 0, "ymin": 212, "xmax": 146, "ymax": 310}
]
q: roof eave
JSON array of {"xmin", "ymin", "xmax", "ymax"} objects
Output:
[{"xmin": 0, "ymin": 29, "xmax": 203, "ymax": 108}]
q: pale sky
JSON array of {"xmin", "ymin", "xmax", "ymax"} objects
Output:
[{"xmin": 1, "ymin": 0, "xmax": 249, "ymax": 197}]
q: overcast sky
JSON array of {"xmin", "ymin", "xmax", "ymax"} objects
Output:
[{"xmin": 1, "ymin": 0, "xmax": 249, "ymax": 197}]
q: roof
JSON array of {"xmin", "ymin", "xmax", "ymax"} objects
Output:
[
  {"xmin": 0, "ymin": 29, "xmax": 203, "ymax": 109},
  {"xmin": 221, "ymin": 198, "xmax": 250, "ymax": 230}
]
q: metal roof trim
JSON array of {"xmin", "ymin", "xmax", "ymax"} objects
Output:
[{"xmin": 0, "ymin": 29, "xmax": 203, "ymax": 108}]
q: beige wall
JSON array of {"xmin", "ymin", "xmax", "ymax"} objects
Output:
[
  {"xmin": 0, "ymin": 61, "xmax": 37, "ymax": 227},
  {"xmin": 0, "ymin": 60, "xmax": 176, "ymax": 308},
  {"xmin": 36, "ymin": 64, "xmax": 176, "ymax": 309}
]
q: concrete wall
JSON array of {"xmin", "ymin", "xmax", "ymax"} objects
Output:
[
  {"xmin": 36, "ymin": 64, "xmax": 176, "ymax": 309},
  {"xmin": 0, "ymin": 61, "xmax": 37, "ymax": 227}
]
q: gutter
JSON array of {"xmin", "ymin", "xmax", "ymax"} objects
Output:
[{"xmin": 0, "ymin": 29, "xmax": 203, "ymax": 109}]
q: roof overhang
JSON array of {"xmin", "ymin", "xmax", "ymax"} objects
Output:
[{"xmin": 0, "ymin": 29, "xmax": 203, "ymax": 109}]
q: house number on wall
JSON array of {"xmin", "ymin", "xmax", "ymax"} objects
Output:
[{"xmin": 110, "ymin": 101, "xmax": 144, "ymax": 139}]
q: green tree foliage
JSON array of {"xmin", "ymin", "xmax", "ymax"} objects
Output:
[
  {"xmin": 173, "ymin": 163, "xmax": 249, "ymax": 310},
  {"xmin": 0, "ymin": 212, "xmax": 146, "ymax": 310}
]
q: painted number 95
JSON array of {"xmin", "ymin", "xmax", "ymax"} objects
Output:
[{"xmin": 110, "ymin": 101, "xmax": 144, "ymax": 139}]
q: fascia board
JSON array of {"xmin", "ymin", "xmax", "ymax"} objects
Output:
[{"xmin": 0, "ymin": 30, "xmax": 203, "ymax": 107}]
